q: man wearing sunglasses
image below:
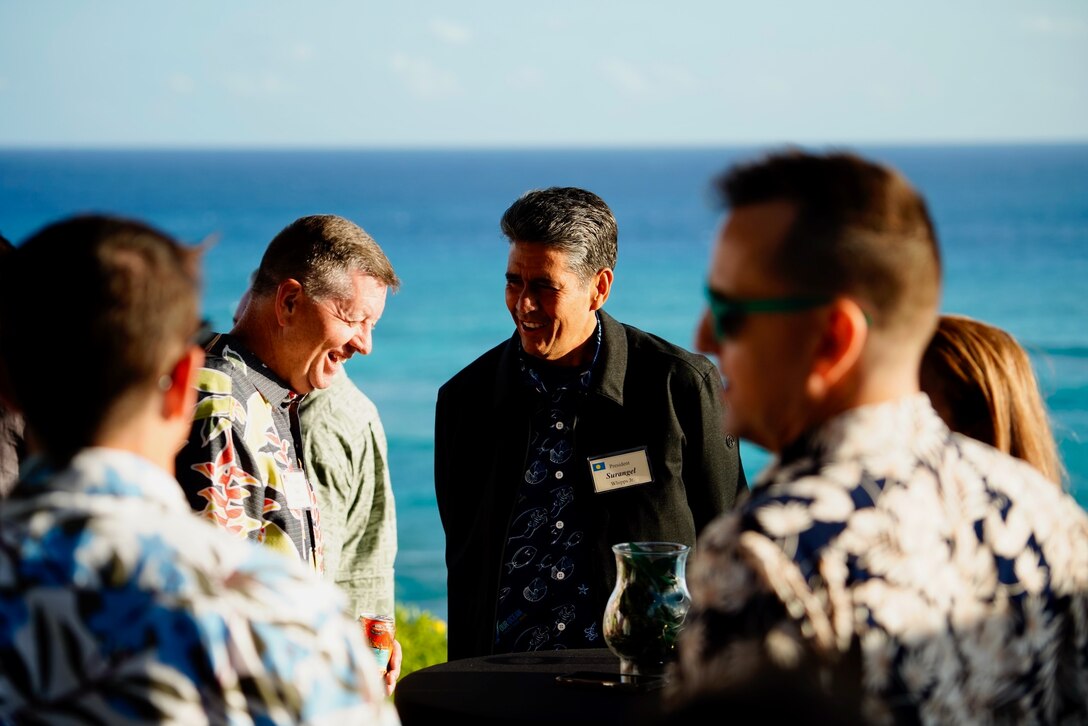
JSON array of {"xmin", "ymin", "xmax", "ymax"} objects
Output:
[
  {"xmin": 666, "ymin": 150, "xmax": 1088, "ymax": 721},
  {"xmin": 435, "ymin": 186, "xmax": 747, "ymax": 661}
]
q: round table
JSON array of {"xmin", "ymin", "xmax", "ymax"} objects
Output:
[{"xmin": 393, "ymin": 648, "xmax": 670, "ymax": 725}]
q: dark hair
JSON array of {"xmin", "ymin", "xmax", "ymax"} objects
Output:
[
  {"xmin": 500, "ymin": 187, "xmax": 618, "ymax": 281},
  {"xmin": 251, "ymin": 214, "xmax": 400, "ymax": 300},
  {"xmin": 716, "ymin": 149, "xmax": 941, "ymax": 336},
  {"xmin": 0, "ymin": 215, "xmax": 200, "ymax": 464}
]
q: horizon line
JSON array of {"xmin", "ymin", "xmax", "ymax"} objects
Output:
[{"xmin": 2, "ymin": 137, "xmax": 1087, "ymax": 153}]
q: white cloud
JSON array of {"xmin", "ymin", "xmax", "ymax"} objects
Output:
[
  {"xmin": 508, "ymin": 66, "xmax": 547, "ymax": 88},
  {"xmin": 290, "ymin": 43, "xmax": 314, "ymax": 62},
  {"xmin": 390, "ymin": 53, "xmax": 460, "ymax": 98},
  {"xmin": 1024, "ymin": 15, "xmax": 1088, "ymax": 37},
  {"xmin": 429, "ymin": 18, "xmax": 472, "ymax": 45},
  {"xmin": 222, "ymin": 72, "xmax": 288, "ymax": 98},
  {"xmin": 655, "ymin": 64, "xmax": 698, "ymax": 93},
  {"xmin": 599, "ymin": 58, "xmax": 700, "ymax": 99},
  {"xmin": 168, "ymin": 73, "xmax": 196, "ymax": 95},
  {"xmin": 601, "ymin": 59, "xmax": 649, "ymax": 96}
]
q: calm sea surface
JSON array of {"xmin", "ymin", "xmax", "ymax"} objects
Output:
[{"xmin": 2, "ymin": 144, "xmax": 1086, "ymax": 620}]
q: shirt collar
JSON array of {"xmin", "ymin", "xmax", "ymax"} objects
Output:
[
  {"xmin": 763, "ymin": 393, "xmax": 949, "ymax": 488},
  {"xmin": 518, "ymin": 313, "xmax": 603, "ymax": 396},
  {"xmin": 18, "ymin": 447, "xmax": 192, "ymax": 514},
  {"xmin": 207, "ymin": 332, "xmax": 300, "ymax": 410}
]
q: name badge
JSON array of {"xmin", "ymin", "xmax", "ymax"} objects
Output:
[
  {"xmin": 284, "ymin": 470, "xmax": 314, "ymax": 510},
  {"xmin": 587, "ymin": 447, "xmax": 654, "ymax": 493}
]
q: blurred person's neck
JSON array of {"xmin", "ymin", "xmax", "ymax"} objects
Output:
[{"xmin": 91, "ymin": 398, "xmax": 184, "ymax": 476}]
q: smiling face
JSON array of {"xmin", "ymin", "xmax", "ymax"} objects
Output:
[
  {"xmin": 281, "ymin": 270, "xmax": 387, "ymax": 394},
  {"xmin": 505, "ymin": 242, "xmax": 610, "ymax": 368}
]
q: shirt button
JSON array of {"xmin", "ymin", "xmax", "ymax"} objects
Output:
[
  {"xmin": 556, "ymin": 521, "xmax": 564, "ymax": 529},
  {"xmin": 555, "ymin": 470, "xmax": 564, "ymax": 479},
  {"xmin": 555, "ymin": 421, "xmax": 565, "ymax": 430},
  {"xmin": 557, "ymin": 622, "xmax": 566, "ymax": 631},
  {"xmin": 556, "ymin": 571, "xmax": 565, "ymax": 580}
]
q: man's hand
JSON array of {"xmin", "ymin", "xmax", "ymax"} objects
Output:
[{"xmin": 383, "ymin": 639, "xmax": 403, "ymax": 696}]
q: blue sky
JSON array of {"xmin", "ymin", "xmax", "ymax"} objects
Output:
[{"xmin": 2, "ymin": 0, "xmax": 1086, "ymax": 148}]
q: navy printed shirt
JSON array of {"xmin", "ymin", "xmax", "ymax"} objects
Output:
[{"xmin": 493, "ymin": 320, "xmax": 604, "ymax": 652}]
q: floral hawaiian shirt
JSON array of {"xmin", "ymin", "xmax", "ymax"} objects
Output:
[
  {"xmin": 0, "ymin": 448, "xmax": 398, "ymax": 725},
  {"xmin": 668, "ymin": 394, "xmax": 1088, "ymax": 724},
  {"xmin": 176, "ymin": 333, "xmax": 324, "ymax": 573}
]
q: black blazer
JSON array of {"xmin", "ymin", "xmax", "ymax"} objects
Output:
[{"xmin": 434, "ymin": 310, "xmax": 746, "ymax": 660}]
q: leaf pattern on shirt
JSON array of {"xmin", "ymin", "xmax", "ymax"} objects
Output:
[
  {"xmin": 668, "ymin": 395, "xmax": 1088, "ymax": 725},
  {"xmin": 0, "ymin": 449, "xmax": 398, "ymax": 725}
]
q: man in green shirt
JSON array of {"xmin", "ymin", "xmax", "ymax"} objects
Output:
[{"xmin": 300, "ymin": 370, "xmax": 397, "ymax": 618}]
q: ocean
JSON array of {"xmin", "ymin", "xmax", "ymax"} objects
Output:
[{"xmin": 2, "ymin": 144, "xmax": 1086, "ymax": 621}]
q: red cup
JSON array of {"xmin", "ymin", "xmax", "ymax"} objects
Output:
[{"xmin": 359, "ymin": 612, "xmax": 395, "ymax": 670}]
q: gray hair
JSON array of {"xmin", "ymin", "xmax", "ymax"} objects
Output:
[
  {"xmin": 500, "ymin": 187, "xmax": 618, "ymax": 281},
  {"xmin": 251, "ymin": 214, "xmax": 400, "ymax": 300}
]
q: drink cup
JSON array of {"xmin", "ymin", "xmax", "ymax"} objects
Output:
[{"xmin": 359, "ymin": 612, "xmax": 395, "ymax": 670}]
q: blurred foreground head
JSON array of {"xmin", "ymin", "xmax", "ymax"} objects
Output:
[
  {"xmin": 697, "ymin": 148, "xmax": 940, "ymax": 451},
  {"xmin": 922, "ymin": 313, "xmax": 1064, "ymax": 484},
  {"xmin": 0, "ymin": 215, "xmax": 201, "ymax": 465}
]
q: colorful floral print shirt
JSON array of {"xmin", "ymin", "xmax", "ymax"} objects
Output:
[
  {"xmin": 0, "ymin": 447, "xmax": 399, "ymax": 725},
  {"xmin": 176, "ymin": 334, "xmax": 324, "ymax": 573},
  {"xmin": 668, "ymin": 395, "xmax": 1088, "ymax": 724}
]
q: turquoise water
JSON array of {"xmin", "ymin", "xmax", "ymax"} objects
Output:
[{"xmin": 2, "ymin": 145, "xmax": 1086, "ymax": 620}]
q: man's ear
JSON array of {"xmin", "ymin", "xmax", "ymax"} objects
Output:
[
  {"xmin": 806, "ymin": 298, "xmax": 868, "ymax": 399},
  {"xmin": 162, "ymin": 346, "xmax": 205, "ymax": 422},
  {"xmin": 275, "ymin": 279, "xmax": 304, "ymax": 326},
  {"xmin": 589, "ymin": 268, "xmax": 614, "ymax": 311}
]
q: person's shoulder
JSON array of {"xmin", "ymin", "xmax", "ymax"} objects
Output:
[
  {"xmin": 300, "ymin": 374, "xmax": 381, "ymax": 438},
  {"xmin": 302, "ymin": 372, "xmax": 376, "ymax": 413},
  {"xmin": 194, "ymin": 342, "xmax": 258, "ymax": 396},
  {"xmin": 619, "ymin": 320, "xmax": 718, "ymax": 377},
  {"xmin": 957, "ymin": 434, "xmax": 1088, "ymax": 527},
  {"xmin": 439, "ymin": 338, "xmax": 510, "ymax": 394},
  {"xmin": 131, "ymin": 505, "xmax": 355, "ymax": 615}
]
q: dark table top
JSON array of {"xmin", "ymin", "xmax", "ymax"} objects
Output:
[{"xmin": 393, "ymin": 648, "xmax": 672, "ymax": 726}]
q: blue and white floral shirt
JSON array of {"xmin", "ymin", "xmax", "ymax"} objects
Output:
[
  {"xmin": 669, "ymin": 395, "xmax": 1088, "ymax": 724},
  {"xmin": 0, "ymin": 448, "xmax": 399, "ymax": 725}
]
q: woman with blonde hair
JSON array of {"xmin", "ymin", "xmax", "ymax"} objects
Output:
[{"xmin": 921, "ymin": 313, "xmax": 1065, "ymax": 485}]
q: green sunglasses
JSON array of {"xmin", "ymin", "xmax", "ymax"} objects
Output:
[{"xmin": 704, "ymin": 286, "xmax": 832, "ymax": 341}]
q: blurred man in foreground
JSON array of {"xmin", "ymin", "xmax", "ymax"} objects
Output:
[
  {"xmin": 0, "ymin": 215, "xmax": 398, "ymax": 723},
  {"xmin": 667, "ymin": 149, "xmax": 1088, "ymax": 723}
]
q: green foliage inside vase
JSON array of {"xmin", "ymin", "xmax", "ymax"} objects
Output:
[{"xmin": 603, "ymin": 542, "xmax": 691, "ymax": 668}]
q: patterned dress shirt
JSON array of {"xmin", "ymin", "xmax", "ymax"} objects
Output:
[
  {"xmin": 0, "ymin": 448, "xmax": 399, "ymax": 725},
  {"xmin": 668, "ymin": 394, "xmax": 1088, "ymax": 724},
  {"xmin": 301, "ymin": 370, "xmax": 397, "ymax": 617},
  {"xmin": 493, "ymin": 329, "xmax": 602, "ymax": 652},
  {"xmin": 176, "ymin": 334, "xmax": 325, "ymax": 573}
]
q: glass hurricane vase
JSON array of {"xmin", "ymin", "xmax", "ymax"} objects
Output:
[{"xmin": 602, "ymin": 541, "xmax": 692, "ymax": 677}]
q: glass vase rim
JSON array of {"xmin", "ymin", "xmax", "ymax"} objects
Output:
[{"xmin": 611, "ymin": 541, "xmax": 690, "ymax": 555}]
